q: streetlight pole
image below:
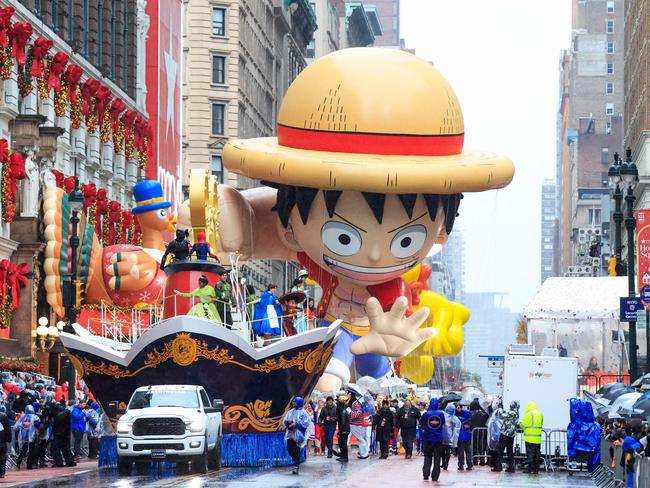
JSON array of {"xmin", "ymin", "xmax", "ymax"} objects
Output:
[
  {"xmin": 611, "ymin": 153, "xmax": 623, "ymax": 261},
  {"xmin": 66, "ymin": 159, "xmax": 84, "ymax": 331},
  {"xmin": 621, "ymin": 148, "xmax": 640, "ymax": 381}
]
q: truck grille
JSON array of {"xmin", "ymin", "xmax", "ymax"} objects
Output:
[
  {"xmin": 133, "ymin": 443, "xmax": 184, "ymax": 451},
  {"xmin": 132, "ymin": 417, "xmax": 186, "ymax": 436}
]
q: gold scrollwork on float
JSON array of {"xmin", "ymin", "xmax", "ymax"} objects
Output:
[
  {"xmin": 222, "ymin": 400, "xmax": 283, "ymax": 432},
  {"xmin": 74, "ymin": 333, "xmax": 332, "ymax": 379}
]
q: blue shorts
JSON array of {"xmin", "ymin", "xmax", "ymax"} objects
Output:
[{"xmin": 331, "ymin": 327, "xmax": 391, "ymax": 379}]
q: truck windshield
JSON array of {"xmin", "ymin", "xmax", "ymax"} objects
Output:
[{"xmin": 128, "ymin": 390, "xmax": 200, "ymax": 409}]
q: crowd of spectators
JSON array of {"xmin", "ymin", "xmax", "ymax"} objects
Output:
[{"xmin": 0, "ymin": 370, "xmax": 106, "ymax": 477}]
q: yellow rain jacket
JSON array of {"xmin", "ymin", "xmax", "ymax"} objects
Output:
[{"xmin": 520, "ymin": 402, "xmax": 543, "ymax": 445}]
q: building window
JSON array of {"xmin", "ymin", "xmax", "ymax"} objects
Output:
[
  {"xmin": 589, "ymin": 209, "xmax": 602, "ymax": 226},
  {"xmin": 211, "ymin": 103, "xmax": 225, "ymax": 135},
  {"xmin": 601, "ymin": 147, "xmax": 609, "ymax": 163},
  {"xmin": 212, "ymin": 7, "xmax": 226, "ymax": 36},
  {"xmin": 212, "ymin": 55, "xmax": 225, "ymax": 84},
  {"xmin": 606, "ymin": 121, "xmax": 612, "ymax": 134},
  {"xmin": 607, "ymin": 63, "xmax": 613, "ymax": 74},
  {"xmin": 607, "ymin": 1, "xmax": 614, "ymax": 13},
  {"xmin": 543, "ymin": 244, "xmax": 553, "ymax": 250},
  {"xmin": 606, "ymin": 102, "xmax": 614, "ymax": 116},
  {"xmin": 606, "ymin": 82, "xmax": 613, "ymax": 94},
  {"xmin": 607, "ymin": 41, "xmax": 614, "ymax": 53},
  {"xmin": 543, "ymin": 237, "xmax": 551, "ymax": 243},
  {"xmin": 211, "ymin": 154, "xmax": 223, "ymax": 182},
  {"xmin": 607, "ymin": 20, "xmax": 614, "ymax": 33}
]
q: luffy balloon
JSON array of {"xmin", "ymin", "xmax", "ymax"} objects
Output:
[{"xmin": 219, "ymin": 48, "xmax": 514, "ymax": 390}]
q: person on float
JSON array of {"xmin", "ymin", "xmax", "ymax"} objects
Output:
[
  {"xmin": 160, "ymin": 229, "xmax": 192, "ymax": 269},
  {"xmin": 190, "ymin": 230, "xmax": 218, "ymax": 261},
  {"xmin": 252, "ymin": 284, "xmax": 282, "ymax": 339},
  {"xmin": 283, "ymin": 396, "xmax": 311, "ymax": 475},
  {"xmin": 420, "ymin": 398, "xmax": 447, "ymax": 482},
  {"xmin": 214, "ymin": 270, "xmax": 233, "ymax": 326},
  {"xmin": 174, "ymin": 275, "xmax": 221, "ymax": 322},
  {"xmin": 279, "ymin": 291, "xmax": 307, "ymax": 336},
  {"xmin": 216, "ymin": 48, "xmax": 514, "ymax": 391}
]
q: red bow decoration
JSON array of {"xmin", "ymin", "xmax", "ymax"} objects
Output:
[
  {"xmin": 121, "ymin": 109, "xmax": 137, "ymax": 138},
  {"xmin": 0, "ymin": 139, "xmax": 8, "ymax": 164},
  {"xmin": 0, "ymin": 7, "xmax": 14, "ymax": 49},
  {"xmin": 6, "ymin": 262, "xmax": 29, "ymax": 312},
  {"xmin": 4, "ymin": 153, "xmax": 26, "ymax": 214},
  {"xmin": 80, "ymin": 78, "xmax": 100, "ymax": 117},
  {"xmin": 51, "ymin": 169, "xmax": 64, "ymax": 188},
  {"xmin": 48, "ymin": 51, "xmax": 69, "ymax": 91},
  {"xmin": 9, "ymin": 22, "xmax": 32, "ymax": 66},
  {"xmin": 109, "ymin": 98, "xmax": 126, "ymax": 133},
  {"xmin": 120, "ymin": 211, "xmax": 133, "ymax": 244},
  {"xmin": 95, "ymin": 85, "xmax": 112, "ymax": 123},
  {"xmin": 63, "ymin": 176, "xmax": 75, "ymax": 194},
  {"xmin": 107, "ymin": 200, "xmax": 122, "ymax": 244},
  {"xmin": 95, "ymin": 188, "xmax": 108, "ymax": 236},
  {"xmin": 30, "ymin": 37, "xmax": 53, "ymax": 78},
  {"xmin": 82, "ymin": 183, "xmax": 97, "ymax": 211},
  {"xmin": 408, "ymin": 264, "xmax": 432, "ymax": 306},
  {"xmin": 64, "ymin": 64, "xmax": 83, "ymax": 103}
]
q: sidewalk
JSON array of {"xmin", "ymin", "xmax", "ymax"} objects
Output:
[{"xmin": 0, "ymin": 460, "xmax": 98, "ymax": 487}]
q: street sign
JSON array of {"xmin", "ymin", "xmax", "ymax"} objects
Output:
[
  {"xmin": 620, "ymin": 297, "xmax": 643, "ymax": 321},
  {"xmin": 641, "ymin": 286, "xmax": 650, "ymax": 306},
  {"xmin": 487, "ymin": 356, "xmax": 504, "ymax": 368}
]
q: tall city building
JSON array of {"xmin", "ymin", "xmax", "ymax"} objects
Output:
[
  {"xmin": 556, "ymin": 0, "xmax": 623, "ymax": 276},
  {"xmin": 183, "ymin": 1, "xmax": 317, "ymax": 291},
  {"xmin": 625, "ymin": 1, "xmax": 650, "ymax": 213},
  {"xmin": 428, "ymin": 229, "xmax": 465, "ymax": 304},
  {"xmin": 366, "ymin": 0, "xmax": 399, "ymax": 47},
  {"xmin": 541, "ymin": 180, "xmax": 557, "ymax": 282}
]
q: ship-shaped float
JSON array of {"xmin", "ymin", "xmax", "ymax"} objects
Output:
[{"xmin": 58, "ymin": 259, "xmax": 340, "ymax": 466}]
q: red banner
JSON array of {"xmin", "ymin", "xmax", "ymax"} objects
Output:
[
  {"xmin": 636, "ymin": 209, "xmax": 650, "ymax": 290},
  {"xmin": 145, "ymin": 0, "xmax": 182, "ymax": 210}
]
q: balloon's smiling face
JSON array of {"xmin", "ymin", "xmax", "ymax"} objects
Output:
[{"xmin": 280, "ymin": 191, "xmax": 446, "ymax": 286}]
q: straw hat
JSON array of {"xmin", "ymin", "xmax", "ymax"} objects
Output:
[{"xmin": 223, "ymin": 48, "xmax": 514, "ymax": 194}]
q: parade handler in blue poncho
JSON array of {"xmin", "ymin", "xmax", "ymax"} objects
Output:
[{"xmin": 283, "ymin": 397, "xmax": 311, "ymax": 475}]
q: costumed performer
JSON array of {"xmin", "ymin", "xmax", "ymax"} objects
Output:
[
  {"xmin": 160, "ymin": 229, "xmax": 191, "ymax": 269},
  {"xmin": 253, "ymin": 284, "xmax": 282, "ymax": 338},
  {"xmin": 174, "ymin": 275, "xmax": 221, "ymax": 322},
  {"xmin": 283, "ymin": 396, "xmax": 311, "ymax": 475},
  {"xmin": 216, "ymin": 48, "xmax": 514, "ymax": 391},
  {"xmin": 279, "ymin": 291, "xmax": 307, "ymax": 336},
  {"xmin": 190, "ymin": 231, "xmax": 218, "ymax": 261},
  {"xmin": 214, "ymin": 270, "xmax": 233, "ymax": 326}
]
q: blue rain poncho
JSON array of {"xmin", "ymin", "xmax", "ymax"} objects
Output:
[
  {"xmin": 566, "ymin": 398, "xmax": 601, "ymax": 472},
  {"xmin": 283, "ymin": 397, "xmax": 311, "ymax": 448},
  {"xmin": 15, "ymin": 404, "xmax": 39, "ymax": 446},
  {"xmin": 487, "ymin": 409, "xmax": 504, "ymax": 451}
]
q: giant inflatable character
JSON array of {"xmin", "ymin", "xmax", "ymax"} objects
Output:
[{"xmin": 216, "ymin": 48, "xmax": 515, "ymax": 390}]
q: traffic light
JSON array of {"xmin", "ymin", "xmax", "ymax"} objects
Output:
[
  {"xmin": 75, "ymin": 281, "xmax": 84, "ymax": 307},
  {"xmin": 609, "ymin": 256, "xmax": 617, "ymax": 276}
]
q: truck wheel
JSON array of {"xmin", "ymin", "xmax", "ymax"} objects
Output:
[
  {"xmin": 193, "ymin": 442, "xmax": 208, "ymax": 474},
  {"xmin": 117, "ymin": 458, "xmax": 132, "ymax": 476},
  {"xmin": 135, "ymin": 461, "xmax": 150, "ymax": 475},
  {"xmin": 208, "ymin": 437, "xmax": 222, "ymax": 470}
]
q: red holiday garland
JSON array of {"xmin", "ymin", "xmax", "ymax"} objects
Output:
[
  {"xmin": 9, "ymin": 22, "xmax": 31, "ymax": 66},
  {"xmin": 0, "ymin": 139, "xmax": 25, "ymax": 224},
  {"xmin": 48, "ymin": 51, "xmax": 69, "ymax": 91},
  {"xmin": 0, "ymin": 7, "xmax": 14, "ymax": 49},
  {"xmin": 30, "ymin": 36, "xmax": 52, "ymax": 78}
]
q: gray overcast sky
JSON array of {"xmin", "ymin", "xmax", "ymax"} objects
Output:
[{"xmin": 401, "ymin": 0, "xmax": 572, "ymax": 312}]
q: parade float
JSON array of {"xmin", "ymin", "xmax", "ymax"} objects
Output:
[{"xmin": 42, "ymin": 47, "xmax": 514, "ymax": 466}]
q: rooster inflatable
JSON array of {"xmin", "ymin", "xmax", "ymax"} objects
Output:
[{"xmin": 43, "ymin": 180, "xmax": 175, "ymax": 315}]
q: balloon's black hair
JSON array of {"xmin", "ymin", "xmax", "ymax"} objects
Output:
[{"xmin": 263, "ymin": 181, "xmax": 461, "ymax": 233}]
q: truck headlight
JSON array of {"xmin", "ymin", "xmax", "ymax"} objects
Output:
[
  {"xmin": 187, "ymin": 420, "xmax": 204, "ymax": 432},
  {"xmin": 117, "ymin": 421, "xmax": 133, "ymax": 433}
]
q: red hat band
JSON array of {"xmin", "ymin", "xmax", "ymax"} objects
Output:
[{"xmin": 277, "ymin": 124, "xmax": 464, "ymax": 157}]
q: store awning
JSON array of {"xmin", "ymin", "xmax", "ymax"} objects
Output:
[{"xmin": 523, "ymin": 277, "xmax": 628, "ymax": 321}]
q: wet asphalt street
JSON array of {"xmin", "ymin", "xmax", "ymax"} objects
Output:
[{"xmin": 11, "ymin": 454, "xmax": 596, "ymax": 488}]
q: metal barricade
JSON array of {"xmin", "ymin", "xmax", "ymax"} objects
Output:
[
  {"xmin": 545, "ymin": 429, "xmax": 569, "ymax": 472},
  {"xmin": 634, "ymin": 452, "xmax": 650, "ymax": 488},
  {"xmin": 470, "ymin": 427, "xmax": 489, "ymax": 466}
]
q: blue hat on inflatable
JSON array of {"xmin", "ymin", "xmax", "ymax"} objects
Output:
[{"xmin": 131, "ymin": 180, "xmax": 171, "ymax": 215}]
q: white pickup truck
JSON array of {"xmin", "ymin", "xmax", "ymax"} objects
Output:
[{"xmin": 115, "ymin": 385, "xmax": 223, "ymax": 475}]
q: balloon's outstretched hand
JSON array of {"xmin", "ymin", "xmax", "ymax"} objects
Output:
[{"xmin": 350, "ymin": 296, "xmax": 433, "ymax": 357}]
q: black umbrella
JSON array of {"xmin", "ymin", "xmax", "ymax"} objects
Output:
[
  {"xmin": 632, "ymin": 397, "xmax": 650, "ymax": 418},
  {"xmin": 597, "ymin": 382, "xmax": 635, "ymax": 401},
  {"xmin": 439, "ymin": 393, "xmax": 462, "ymax": 403}
]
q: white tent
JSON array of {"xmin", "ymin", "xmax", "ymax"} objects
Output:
[
  {"xmin": 524, "ymin": 277, "xmax": 627, "ymax": 320},
  {"xmin": 523, "ymin": 277, "xmax": 642, "ymax": 372}
]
